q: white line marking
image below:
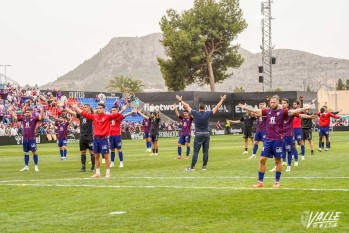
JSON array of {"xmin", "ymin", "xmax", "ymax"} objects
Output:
[
  {"xmin": 1, "ymin": 183, "xmax": 348, "ymax": 192},
  {"xmin": 109, "ymin": 211, "xmax": 126, "ymax": 215},
  {"xmin": 1, "ymin": 176, "xmax": 348, "ymax": 183}
]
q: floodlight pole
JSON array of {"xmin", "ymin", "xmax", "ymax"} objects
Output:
[{"xmin": 261, "ymin": 0, "xmax": 274, "ymax": 91}]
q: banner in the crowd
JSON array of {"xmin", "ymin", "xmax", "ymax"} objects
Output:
[
  {"xmin": 0, "ymin": 134, "xmax": 81, "ymax": 146},
  {"xmin": 61, "ymin": 91, "xmax": 122, "ymax": 99},
  {"xmin": 57, "ymin": 90, "xmax": 318, "ymax": 121},
  {"xmin": 0, "ymin": 131, "xmax": 179, "ymax": 146},
  {"xmin": 129, "ymin": 130, "xmax": 180, "ymax": 140},
  {"xmin": 233, "ymin": 91, "xmax": 317, "ymax": 118},
  {"xmin": 137, "ymin": 91, "xmax": 234, "ymax": 122}
]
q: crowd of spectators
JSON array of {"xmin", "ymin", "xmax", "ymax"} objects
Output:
[
  {"xmin": 0, "ymin": 84, "xmax": 183, "ymax": 138},
  {"xmin": 331, "ymin": 118, "xmax": 349, "ymax": 126},
  {"xmin": 0, "ymin": 84, "xmax": 73, "ymax": 137}
]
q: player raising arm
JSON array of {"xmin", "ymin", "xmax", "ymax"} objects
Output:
[
  {"xmin": 72, "ymin": 103, "xmax": 127, "ymax": 178},
  {"xmin": 8, "ymin": 104, "xmax": 44, "ymax": 172},
  {"xmin": 239, "ymin": 95, "xmax": 310, "ymax": 188}
]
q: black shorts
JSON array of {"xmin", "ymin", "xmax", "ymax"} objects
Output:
[
  {"xmin": 243, "ymin": 128, "xmax": 253, "ymax": 139},
  {"xmin": 151, "ymin": 134, "xmax": 159, "ymax": 142},
  {"xmin": 80, "ymin": 136, "xmax": 94, "ymax": 151},
  {"xmin": 302, "ymin": 128, "xmax": 312, "ymax": 140}
]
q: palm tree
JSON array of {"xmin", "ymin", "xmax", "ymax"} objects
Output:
[
  {"xmin": 127, "ymin": 79, "xmax": 144, "ymax": 93},
  {"xmin": 106, "ymin": 75, "xmax": 145, "ymax": 93},
  {"xmin": 106, "ymin": 75, "xmax": 131, "ymax": 93}
]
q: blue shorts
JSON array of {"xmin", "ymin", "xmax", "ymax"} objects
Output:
[
  {"xmin": 178, "ymin": 135, "xmax": 191, "ymax": 145},
  {"xmin": 261, "ymin": 139, "xmax": 283, "ymax": 158},
  {"xmin": 109, "ymin": 136, "xmax": 122, "ymax": 149},
  {"xmin": 254, "ymin": 131, "xmax": 266, "ymax": 142},
  {"xmin": 319, "ymin": 126, "xmax": 330, "ymax": 137},
  {"xmin": 57, "ymin": 139, "xmax": 67, "ymax": 147},
  {"xmin": 283, "ymin": 136, "xmax": 293, "ymax": 152},
  {"xmin": 23, "ymin": 139, "xmax": 37, "ymax": 152},
  {"xmin": 293, "ymin": 128, "xmax": 303, "ymax": 142},
  {"xmin": 93, "ymin": 138, "xmax": 109, "ymax": 155},
  {"xmin": 144, "ymin": 132, "xmax": 150, "ymax": 139}
]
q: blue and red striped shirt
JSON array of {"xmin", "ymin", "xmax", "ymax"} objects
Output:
[
  {"xmin": 179, "ymin": 115, "xmax": 193, "ymax": 136},
  {"xmin": 283, "ymin": 115, "xmax": 294, "ymax": 137},
  {"xmin": 262, "ymin": 108, "xmax": 289, "ymax": 140},
  {"xmin": 17, "ymin": 116, "xmax": 40, "ymax": 140},
  {"xmin": 55, "ymin": 121, "xmax": 69, "ymax": 140},
  {"xmin": 142, "ymin": 118, "xmax": 151, "ymax": 134},
  {"xmin": 256, "ymin": 116, "xmax": 267, "ymax": 132}
]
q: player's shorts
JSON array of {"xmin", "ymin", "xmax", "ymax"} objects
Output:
[
  {"xmin": 80, "ymin": 136, "xmax": 93, "ymax": 151},
  {"xmin": 283, "ymin": 135, "xmax": 293, "ymax": 152},
  {"xmin": 243, "ymin": 127, "xmax": 253, "ymax": 139},
  {"xmin": 151, "ymin": 134, "xmax": 159, "ymax": 142},
  {"xmin": 143, "ymin": 132, "xmax": 150, "ymax": 139},
  {"xmin": 302, "ymin": 128, "xmax": 312, "ymax": 140},
  {"xmin": 57, "ymin": 139, "xmax": 67, "ymax": 147},
  {"xmin": 293, "ymin": 128, "xmax": 303, "ymax": 142},
  {"xmin": 109, "ymin": 135, "xmax": 122, "ymax": 149},
  {"xmin": 93, "ymin": 137, "xmax": 109, "ymax": 154},
  {"xmin": 254, "ymin": 131, "xmax": 266, "ymax": 142},
  {"xmin": 23, "ymin": 139, "xmax": 37, "ymax": 152},
  {"xmin": 319, "ymin": 126, "xmax": 330, "ymax": 137},
  {"xmin": 261, "ymin": 139, "xmax": 283, "ymax": 158},
  {"xmin": 178, "ymin": 135, "xmax": 191, "ymax": 145}
]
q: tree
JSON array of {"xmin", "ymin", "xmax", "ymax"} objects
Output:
[
  {"xmin": 336, "ymin": 79, "xmax": 345, "ymax": 90},
  {"xmin": 106, "ymin": 75, "xmax": 144, "ymax": 93},
  {"xmin": 345, "ymin": 79, "xmax": 349, "ymax": 90},
  {"xmin": 127, "ymin": 79, "xmax": 144, "ymax": 93},
  {"xmin": 158, "ymin": 0, "xmax": 247, "ymax": 92},
  {"xmin": 233, "ymin": 86, "xmax": 245, "ymax": 93},
  {"xmin": 106, "ymin": 75, "xmax": 132, "ymax": 93}
]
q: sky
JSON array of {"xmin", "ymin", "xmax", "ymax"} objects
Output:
[{"xmin": 0, "ymin": 0, "xmax": 348, "ymax": 86}]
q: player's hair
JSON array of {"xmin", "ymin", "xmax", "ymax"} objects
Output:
[
  {"xmin": 84, "ymin": 104, "xmax": 92, "ymax": 111},
  {"xmin": 270, "ymin": 95, "xmax": 280, "ymax": 101},
  {"xmin": 98, "ymin": 103, "xmax": 105, "ymax": 109},
  {"xmin": 281, "ymin": 98, "xmax": 289, "ymax": 103},
  {"xmin": 293, "ymin": 100, "xmax": 300, "ymax": 105},
  {"xmin": 183, "ymin": 110, "xmax": 189, "ymax": 113},
  {"xmin": 26, "ymin": 107, "xmax": 33, "ymax": 112},
  {"xmin": 320, "ymin": 107, "xmax": 325, "ymax": 113},
  {"xmin": 198, "ymin": 103, "xmax": 206, "ymax": 110}
]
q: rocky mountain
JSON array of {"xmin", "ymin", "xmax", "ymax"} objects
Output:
[{"xmin": 41, "ymin": 33, "xmax": 349, "ymax": 92}]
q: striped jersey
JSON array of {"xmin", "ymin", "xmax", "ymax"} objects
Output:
[
  {"xmin": 17, "ymin": 116, "xmax": 40, "ymax": 140},
  {"xmin": 283, "ymin": 114, "xmax": 294, "ymax": 137},
  {"xmin": 262, "ymin": 108, "xmax": 289, "ymax": 140},
  {"xmin": 179, "ymin": 115, "xmax": 193, "ymax": 136},
  {"xmin": 55, "ymin": 121, "xmax": 69, "ymax": 140},
  {"xmin": 142, "ymin": 118, "xmax": 151, "ymax": 134},
  {"xmin": 256, "ymin": 116, "xmax": 267, "ymax": 132}
]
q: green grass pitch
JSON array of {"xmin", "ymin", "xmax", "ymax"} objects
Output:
[{"xmin": 0, "ymin": 132, "xmax": 348, "ymax": 232}]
